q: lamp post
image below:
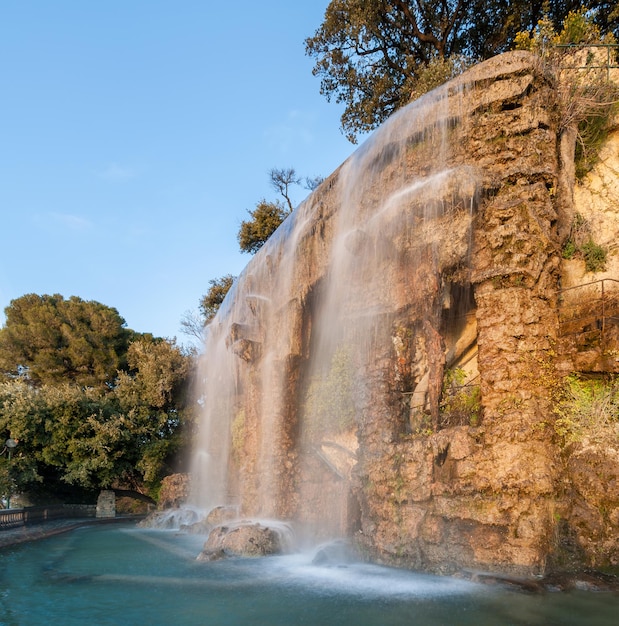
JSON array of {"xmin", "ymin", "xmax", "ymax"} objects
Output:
[{"xmin": 3, "ymin": 438, "xmax": 18, "ymax": 509}]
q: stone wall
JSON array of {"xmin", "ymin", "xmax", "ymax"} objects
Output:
[
  {"xmin": 96, "ymin": 490, "xmax": 116, "ymax": 519},
  {"xmin": 351, "ymin": 51, "xmax": 564, "ymax": 575}
]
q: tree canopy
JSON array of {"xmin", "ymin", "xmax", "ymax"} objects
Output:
[
  {"xmin": 237, "ymin": 199, "xmax": 290, "ymax": 254},
  {"xmin": 0, "ymin": 294, "xmax": 133, "ymax": 388},
  {"xmin": 237, "ymin": 167, "xmax": 322, "ymax": 254},
  {"xmin": 305, "ymin": 1, "xmax": 619, "ymax": 141},
  {"xmin": 199, "ymin": 275, "xmax": 236, "ymax": 324},
  {"xmin": 0, "ymin": 295, "xmax": 194, "ymax": 504}
]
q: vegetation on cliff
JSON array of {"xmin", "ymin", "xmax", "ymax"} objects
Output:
[
  {"xmin": 562, "ymin": 212, "xmax": 609, "ymax": 272},
  {"xmin": 238, "ymin": 168, "xmax": 322, "ymax": 255},
  {"xmin": 514, "ymin": 8, "xmax": 619, "ymax": 180},
  {"xmin": 553, "ymin": 373, "xmax": 619, "ymax": 445},
  {"xmin": 304, "ymin": 346, "xmax": 356, "ymax": 439},
  {"xmin": 306, "ymin": 1, "xmax": 619, "ymax": 141}
]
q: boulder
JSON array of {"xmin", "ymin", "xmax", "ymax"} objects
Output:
[
  {"xmin": 157, "ymin": 473, "xmax": 190, "ymax": 509},
  {"xmin": 197, "ymin": 521, "xmax": 289, "ymax": 560}
]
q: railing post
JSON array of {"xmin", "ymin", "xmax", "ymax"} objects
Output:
[{"xmin": 601, "ymin": 279, "xmax": 606, "ymax": 341}]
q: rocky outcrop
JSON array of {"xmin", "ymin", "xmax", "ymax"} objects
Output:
[
  {"xmin": 157, "ymin": 473, "xmax": 190, "ymax": 509},
  {"xmin": 197, "ymin": 521, "xmax": 292, "ymax": 561},
  {"xmin": 197, "ymin": 51, "xmax": 619, "ymax": 577}
]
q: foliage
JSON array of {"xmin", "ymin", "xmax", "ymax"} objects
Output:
[
  {"xmin": 268, "ymin": 167, "xmax": 301, "ymax": 212},
  {"xmin": 553, "ymin": 374, "xmax": 619, "ymax": 445},
  {"xmin": 561, "ymin": 239, "xmax": 578, "ymax": 259},
  {"xmin": 412, "ymin": 55, "xmax": 476, "ymax": 100},
  {"xmin": 121, "ymin": 337, "xmax": 191, "ymax": 410},
  {"xmin": 561, "ymin": 213, "xmax": 608, "ymax": 272},
  {"xmin": 515, "ymin": 8, "xmax": 619, "ymax": 179},
  {"xmin": 306, "ymin": 1, "xmax": 619, "ymax": 142},
  {"xmin": 439, "ymin": 367, "xmax": 481, "ymax": 427},
  {"xmin": 0, "ymin": 294, "xmax": 134, "ymax": 387},
  {"xmin": 238, "ymin": 200, "xmax": 289, "ymax": 254},
  {"xmin": 514, "ymin": 8, "xmax": 609, "ymax": 52},
  {"xmin": 237, "ymin": 167, "xmax": 323, "ymax": 254},
  {"xmin": 305, "ymin": 175, "xmax": 325, "ymax": 191},
  {"xmin": 198, "ymin": 275, "xmax": 236, "ymax": 325},
  {"xmin": 573, "ymin": 92, "xmax": 619, "ymax": 178},
  {"xmin": 581, "ymin": 239, "xmax": 608, "ymax": 272},
  {"xmin": 304, "ymin": 346, "xmax": 356, "ymax": 439},
  {"xmin": 0, "ymin": 305, "xmax": 194, "ymax": 501}
]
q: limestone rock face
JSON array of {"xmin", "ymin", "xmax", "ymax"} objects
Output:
[
  {"xmin": 196, "ymin": 50, "xmax": 619, "ymax": 576},
  {"xmin": 562, "ymin": 443, "xmax": 619, "ymax": 568}
]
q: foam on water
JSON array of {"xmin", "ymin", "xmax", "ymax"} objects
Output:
[{"xmin": 2, "ymin": 525, "xmax": 617, "ymax": 626}]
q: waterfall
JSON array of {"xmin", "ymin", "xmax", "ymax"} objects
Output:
[{"xmin": 191, "ymin": 72, "xmax": 479, "ymax": 542}]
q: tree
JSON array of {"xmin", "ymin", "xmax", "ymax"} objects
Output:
[
  {"xmin": 305, "ymin": 1, "xmax": 619, "ymax": 142},
  {"xmin": 180, "ymin": 275, "xmax": 236, "ymax": 344},
  {"xmin": 179, "ymin": 309, "xmax": 207, "ymax": 343},
  {"xmin": 238, "ymin": 199, "xmax": 289, "ymax": 254},
  {"xmin": 114, "ymin": 337, "xmax": 194, "ymax": 486},
  {"xmin": 0, "ymin": 294, "xmax": 133, "ymax": 388},
  {"xmin": 0, "ymin": 294, "xmax": 195, "ymax": 502},
  {"xmin": 305, "ymin": 175, "xmax": 325, "ymax": 191},
  {"xmin": 199, "ymin": 275, "xmax": 236, "ymax": 324},
  {"xmin": 514, "ymin": 8, "xmax": 619, "ymax": 182},
  {"xmin": 238, "ymin": 167, "xmax": 323, "ymax": 254},
  {"xmin": 268, "ymin": 167, "xmax": 301, "ymax": 212},
  {"xmin": 0, "ymin": 337, "xmax": 194, "ymax": 499}
]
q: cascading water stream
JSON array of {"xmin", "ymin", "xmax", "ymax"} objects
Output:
[{"xmin": 189, "ymin": 73, "xmax": 479, "ymax": 547}]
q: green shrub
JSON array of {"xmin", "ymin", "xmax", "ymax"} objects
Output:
[
  {"xmin": 440, "ymin": 367, "xmax": 481, "ymax": 428},
  {"xmin": 562, "ymin": 214, "xmax": 608, "ymax": 273},
  {"xmin": 581, "ymin": 238, "xmax": 608, "ymax": 272},
  {"xmin": 513, "ymin": 8, "xmax": 619, "ymax": 179},
  {"xmin": 562, "ymin": 239, "xmax": 578, "ymax": 259},
  {"xmin": 553, "ymin": 374, "xmax": 619, "ymax": 445}
]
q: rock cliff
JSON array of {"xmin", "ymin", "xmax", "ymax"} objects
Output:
[{"xmin": 196, "ymin": 50, "xmax": 619, "ymax": 576}]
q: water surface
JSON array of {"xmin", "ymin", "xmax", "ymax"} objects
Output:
[{"xmin": 0, "ymin": 524, "xmax": 616, "ymax": 625}]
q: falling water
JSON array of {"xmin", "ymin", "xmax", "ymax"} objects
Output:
[{"xmin": 191, "ymin": 75, "xmax": 480, "ymax": 543}]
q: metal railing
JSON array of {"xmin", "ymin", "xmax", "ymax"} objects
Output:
[
  {"xmin": 558, "ymin": 278, "xmax": 619, "ymax": 344},
  {"xmin": 556, "ymin": 43, "xmax": 619, "ymax": 82},
  {"xmin": 0, "ymin": 504, "xmax": 96, "ymax": 531}
]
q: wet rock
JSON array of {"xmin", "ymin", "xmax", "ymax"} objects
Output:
[
  {"xmin": 205, "ymin": 505, "xmax": 239, "ymax": 526},
  {"xmin": 180, "ymin": 519, "xmax": 212, "ymax": 535},
  {"xmin": 157, "ymin": 473, "xmax": 190, "ymax": 509},
  {"xmin": 197, "ymin": 521, "xmax": 289, "ymax": 560},
  {"xmin": 195, "ymin": 48, "xmax": 619, "ymax": 578},
  {"xmin": 312, "ymin": 540, "xmax": 358, "ymax": 566},
  {"xmin": 138, "ymin": 507, "xmax": 201, "ymax": 530},
  {"xmin": 181, "ymin": 505, "xmax": 239, "ymax": 535}
]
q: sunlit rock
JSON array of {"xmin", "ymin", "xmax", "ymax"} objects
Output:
[{"xmin": 188, "ymin": 50, "xmax": 619, "ymax": 576}]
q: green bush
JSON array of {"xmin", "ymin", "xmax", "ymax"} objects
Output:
[
  {"xmin": 562, "ymin": 239, "xmax": 578, "ymax": 259},
  {"xmin": 562, "ymin": 214, "xmax": 608, "ymax": 273},
  {"xmin": 440, "ymin": 367, "xmax": 481, "ymax": 428},
  {"xmin": 581, "ymin": 238, "xmax": 608, "ymax": 272},
  {"xmin": 513, "ymin": 8, "xmax": 619, "ymax": 179},
  {"xmin": 553, "ymin": 374, "xmax": 619, "ymax": 445}
]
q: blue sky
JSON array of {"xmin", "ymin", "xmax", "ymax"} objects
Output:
[{"xmin": 0, "ymin": 1, "xmax": 356, "ymax": 345}]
